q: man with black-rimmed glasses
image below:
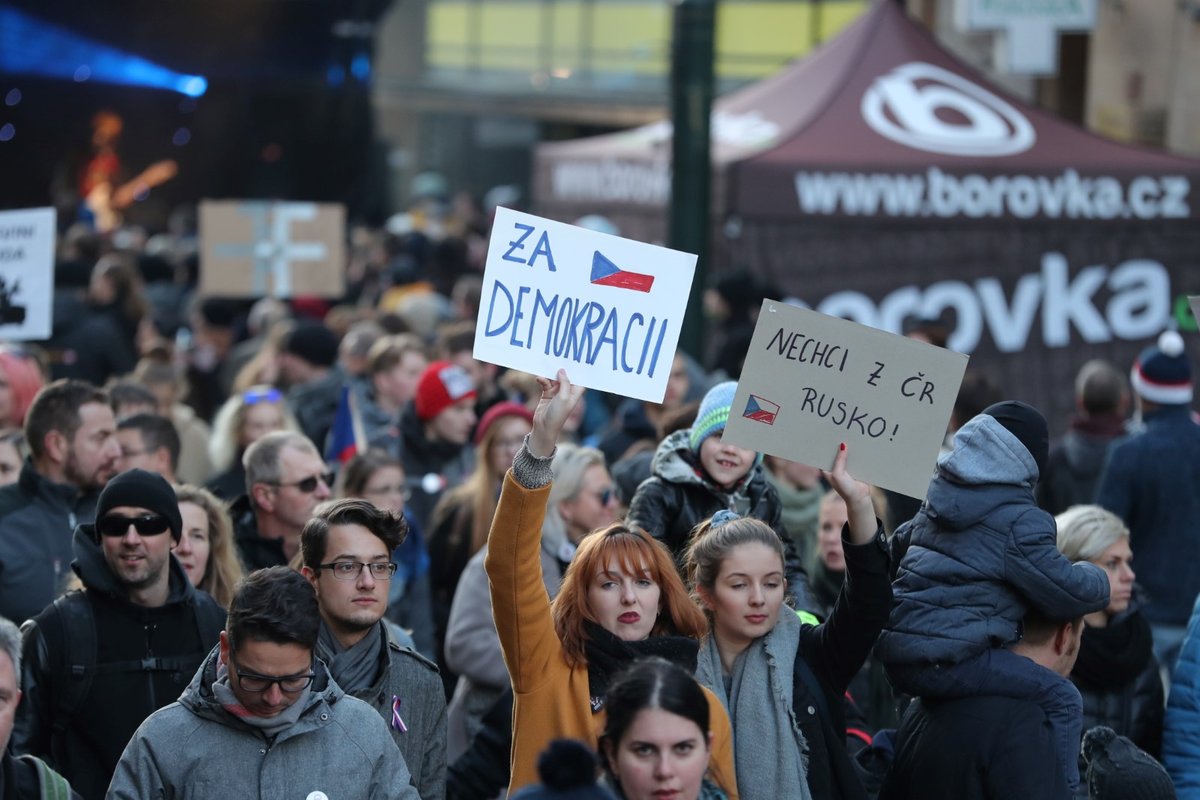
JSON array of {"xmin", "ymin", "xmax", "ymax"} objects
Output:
[
  {"xmin": 108, "ymin": 566, "xmax": 419, "ymax": 800},
  {"xmin": 301, "ymin": 499, "xmax": 446, "ymax": 800},
  {"xmin": 13, "ymin": 469, "xmax": 226, "ymax": 800},
  {"xmin": 232, "ymin": 431, "xmax": 333, "ymax": 572}
]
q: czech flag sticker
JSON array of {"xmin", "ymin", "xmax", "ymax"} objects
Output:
[{"xmin": 743, "ymin": 395, "xmax": 780, "ymax": 425}]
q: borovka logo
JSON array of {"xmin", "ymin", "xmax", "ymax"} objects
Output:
[{"xmin": 861, "ymin": 62, "xmax": 1035, "ymax": 157}]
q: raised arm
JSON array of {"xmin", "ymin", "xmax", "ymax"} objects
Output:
[
  {"xmin": 809, "ymin": 443, "xmax": 893, "ymax": 691},
  {"xmin": 485, "ymin": 370, "xmax": 585, "ymax": 694}
]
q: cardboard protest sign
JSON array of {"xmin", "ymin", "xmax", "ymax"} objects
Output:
[
  {"xmin": 724, "ymin": 301, "xmax": 969, "ymax": 499},
  {"xmin": 0, "ymin": 207, "xmax": 55, "ymax": 341},
  {"xmin": 473, "ymin": 207, "xmax": 697, "ymax": 403},
  {"xmin": 200, "ymin": 201, "xmax": 345, "ymax": 298}
]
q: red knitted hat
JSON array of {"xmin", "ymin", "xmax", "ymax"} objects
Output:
[
  {"xmin": 474, "ymin": 401, "xmax": 533, "ymax": 445},
  {"xmin": 414, "ymin": 360, "xmax": 477, "ymax": 422}
]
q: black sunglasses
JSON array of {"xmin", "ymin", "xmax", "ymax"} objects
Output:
[
  {"xmin": 269, "ymin": 471, "xmax": 335, "ymax": 494},
  {"xmin": 97, "ymin": 514, "xmax": 172, "ymax": 538}
]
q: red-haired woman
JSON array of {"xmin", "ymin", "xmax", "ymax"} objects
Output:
[{"xmin": 486, "ymin": 370, "xmax": 737, "ymax": 798}]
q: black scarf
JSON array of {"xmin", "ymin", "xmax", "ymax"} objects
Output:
[
  {"xmin": 1071, "ymin": 610, "xmax": 1153, "ymax": 690},
  {"xmin": 583, "ymin": 621, "xmax": 698, "ymax": 712}
]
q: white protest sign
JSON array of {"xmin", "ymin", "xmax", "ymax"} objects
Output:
[
  {"xmin": 724, "ymin": 301, "xmax": 969, "ymax": 499},
  {"xmin": 474, "ymin": 207, "xmax": 697, "ymax": 403},
  {"xmin": 199, "ymin": 200, "xmax": 345, "ymax": 298},
  {"xmin": 0, "ymin": 207, "xmax": 56, "ymax": 341}
]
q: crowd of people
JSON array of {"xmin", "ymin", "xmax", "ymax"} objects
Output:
[{"xmin": 0, "ymin": 204, "xmax": 1197, "ymax": 800}]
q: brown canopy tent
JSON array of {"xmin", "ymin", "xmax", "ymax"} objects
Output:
[{"xmin": 532, "ymin": 1, "xmax": 1200, "ymax": 428}]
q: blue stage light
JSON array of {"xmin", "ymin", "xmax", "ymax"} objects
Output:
[
  {"xmin": 0, "ymin": 5, "xmax": 207, "ymax": 97},
  {"xmin": 350, "ymin": 53, "xmax": 370, "ymax": 82}
]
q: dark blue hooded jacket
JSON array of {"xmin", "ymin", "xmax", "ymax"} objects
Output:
[{"xmin": 877, "ymin": 414, "xmax": 1109, "ymax": 667}]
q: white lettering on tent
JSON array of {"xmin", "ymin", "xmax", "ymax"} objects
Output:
[
  {"xmin": 861, "ymin": 62, "xmax": 1035, "ymax": 156},
  {"xmin": 802, "ymin": 254, "xmax": 1169, "ymax": 354},
  {"xmin": 793, "ymin": 168, "xmax": 1192, "ymax": 220}
]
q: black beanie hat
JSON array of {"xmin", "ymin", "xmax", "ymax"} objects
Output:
[
  {"xmin": 97, "ymin": 469, "xmax": 183, "ymax": 542},
  {"xmin": 1082, "ymin": 726, "xmax": 1177, "ymax": 800},
  {"xmin": 282, "ymin": 322, "xmax": 339, "ymax": 368},
  {"xmin": 982, "ymin": 400, "xmax": 1048, "ymax": 478}
]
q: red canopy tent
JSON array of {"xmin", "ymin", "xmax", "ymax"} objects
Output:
[{"xmin": 532, "ymin": 1, "xmax": 1200, "ymax": 426}]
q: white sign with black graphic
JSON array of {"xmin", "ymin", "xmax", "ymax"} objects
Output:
[
  {"xmin": 861, "ymin": 61, "xmax": 1035, "ymax": 157},
  {"xmin": 0, "ymin": 207, "xmax": 56, "ymax": 341}
]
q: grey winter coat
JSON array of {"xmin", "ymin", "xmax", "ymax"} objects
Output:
[
  {"xmin": 0, "ymin": 459, "xmax": 100, "ymax": 624},
  {"xmin": 443, "ymin": 533, "xmax": 567, "ymax": 760},
  {"xmin": 877, "ymin": 414, "xmax": 1110, "ymax": 666},
  {"xmin": 346, "ymin": 623, "xmax": 447, "ymax": 800},
  {"xmin": 106, "ymin": 647, "xmax": 419, "ymax": 800}
]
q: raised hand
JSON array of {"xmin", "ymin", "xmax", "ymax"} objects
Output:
[
  {"xmin": 528, "ymin": 369, "xmax": 585, "ymax": 458},
  {"xmin": 823, "ymin": 443, "xmax": 878, "ymax": 544}
]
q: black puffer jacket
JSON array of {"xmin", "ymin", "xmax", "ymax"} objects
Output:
[{"xmin": 627, "ymin": 429, "xmax": 812, "ymax": 608}]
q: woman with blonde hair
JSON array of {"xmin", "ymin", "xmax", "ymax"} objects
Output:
[
  {"xmin": 685, "ymin": 444, "xmax": 891, "ymax": 800},
  {"xmin": 1057, "ymin": 503, "xmax": 1162, "ymax": 787},
  {"xmin": 486, "ymin": 371, "xmax": 736, "ymax": 797},
  {"xmin": 173, "ymin": 484, "xmax": 245, "ymax": 608},
  {"xmin": 205, "ymin": 385, "xmax": 299, "ymax": 500}
]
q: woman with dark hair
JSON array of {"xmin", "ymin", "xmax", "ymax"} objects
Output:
[
  {"xmin": 487, "ymin": 371, "xmax": 736, "ymax": 797},
  {"xmin": 599, "ymin": 658, "xmax": 727, "ymax": 800},
  {"xmin": 685, "ymin": 443, "xmax": 892, "ymax": 800},
  {"xmin": 338, "ymin": 450, "xmax": 437, "ymax": 660}
]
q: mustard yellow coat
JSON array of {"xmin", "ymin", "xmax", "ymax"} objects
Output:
[{"xmin": 486, "ymin": 472, "xmax": 738, "ymax": 797}]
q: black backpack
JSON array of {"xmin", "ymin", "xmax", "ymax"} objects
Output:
[{"xmin": 31, "ymin": 589, "xmax": 226, "ymax": 754}]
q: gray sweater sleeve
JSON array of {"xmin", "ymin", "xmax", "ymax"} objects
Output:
[{"xmin": 510, "ymin": 434, "xmax": 555, "ymax": 490}]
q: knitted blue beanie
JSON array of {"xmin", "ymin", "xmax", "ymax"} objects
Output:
[{"xmin": 690, "ymin": 381, "xmax": 737, "ymax": 453}]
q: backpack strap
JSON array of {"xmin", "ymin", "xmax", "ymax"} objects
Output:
[
  {"xmin": 43, "ymin": 591, "xmax": 96, "ymax": 742},
  {"xmin": 27, "ymin": 754, "xmax": 73, "ymax": 800}
]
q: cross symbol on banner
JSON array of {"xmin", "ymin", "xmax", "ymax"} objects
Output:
[{"xmin": 212, "ymin": 203, "xmax": 329, "ymax": 296}]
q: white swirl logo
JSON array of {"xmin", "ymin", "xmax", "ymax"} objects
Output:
[{"xmin": 861, "ymin": 62, "xmax": 1035, "ymax": 157}]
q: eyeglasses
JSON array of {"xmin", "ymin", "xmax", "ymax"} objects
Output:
[
  {"xmin": 242, "ymin": 387, "xmax": 283, "ymax": 405},
  {"xmin": 231, "ymin": 657, "xmax": 315, "ymax": 694},
  {"xmin": 268, "ymin": 471, "xmax": 335, "ymax": 493},
  {"xmin": 319, "ymin": 561, "xmax": 398, "ymax": 581},
  {"xmin": 97, "ymin": 514, "xmax": 171, "ymax": 537}
]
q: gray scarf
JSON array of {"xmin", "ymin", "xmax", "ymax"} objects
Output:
[
  {"xmin": 212, "ymin": 663, "xmax": 312, "ymax": 739},
  {"xmin": 316, "ymin": 620, "xmax": 385, "ymax": 695},
  {"xmin": 695, "ymin": 608, "xmax": 813, "ymax": 800}
]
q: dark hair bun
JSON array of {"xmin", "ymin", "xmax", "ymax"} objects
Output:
[{"xmin": 537, "ymin": 739, "xmax": 598, "ymax": 790}]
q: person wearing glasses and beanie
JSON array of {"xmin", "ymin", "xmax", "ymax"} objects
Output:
[
  {"xmin": 13, "ymin": 469, "xmax": 226, "ymax": 800},
  {"xmin": 108, "ymin": 566, "xmax": 419, "ymax": 800},
  {"xmin": 301, "ymin": 499, "xmax": 446, "ymax": 800}
]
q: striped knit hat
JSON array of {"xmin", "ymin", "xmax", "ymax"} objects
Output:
[
  {"xmin": 689, "ymin": 381, "xmax": 737, "ymax": 453},
  {"xmin": 1131, "ymin": 331, "xmax": 1192, "ymax": 406}
]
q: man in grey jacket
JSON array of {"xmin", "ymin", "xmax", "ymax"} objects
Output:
[
  {"xmin": 107, "ymin": 567, "xmax": 419, "ymax": 800},
  {"xmin": 301, "ymin": 499, "xmax": 446, "ymax": 800}
]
